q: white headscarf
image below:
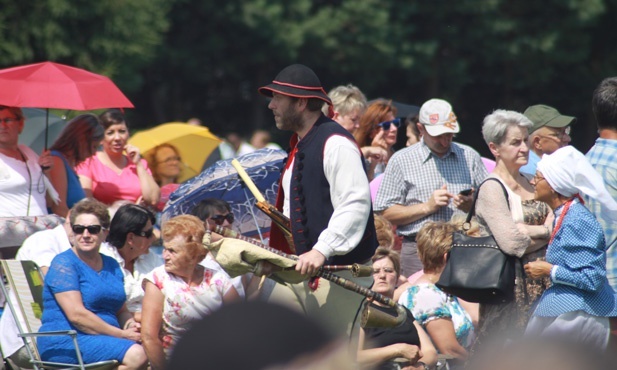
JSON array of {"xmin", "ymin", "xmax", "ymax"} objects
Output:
[{"xmin": 537, "ymin": 146, "xmax": 617, "ymax": 222}]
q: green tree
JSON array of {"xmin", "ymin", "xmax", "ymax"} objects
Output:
[{"xmin": 0, "ymin": 0, "xmax": 171, "ymax": 119}]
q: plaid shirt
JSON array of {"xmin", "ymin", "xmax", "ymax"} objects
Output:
[
  {"xmin": 585, "ymin": 138, "xmax": 617, "ymax": 290},
  {"xmin": 374, "ymin": 140, "xmax": 488, "ymax": 235}
]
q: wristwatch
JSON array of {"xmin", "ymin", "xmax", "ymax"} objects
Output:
[{"xmin": 417, "ymin": 361, "xmax": 430, "ymax": 370}]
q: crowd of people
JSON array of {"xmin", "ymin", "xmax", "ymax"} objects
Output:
[{"xmin": 1, "ymin": 65, "xmax": 617, "ymax": 370}]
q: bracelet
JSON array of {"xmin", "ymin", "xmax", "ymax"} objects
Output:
[{"xmin": 543, "ymin": 225, "xmax": 550, "ymax": 239}]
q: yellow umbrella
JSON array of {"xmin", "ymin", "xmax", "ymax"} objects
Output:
[{"xmin": 129, "ymin": 122, "xmax": 222, "ymax": 183}]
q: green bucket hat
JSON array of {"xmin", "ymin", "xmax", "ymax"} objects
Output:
[{"xmin": 524, "ymin": 104, "xmax": 576, "ymax": 133}]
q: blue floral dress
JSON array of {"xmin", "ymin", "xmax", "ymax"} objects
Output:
[
  {"xmin": 399, "ymin": 283, "xmax": 475, "ymax": 349},
  {"xmin": 38, "ymin": 249, "xmax": 135, "ymax": 364}
]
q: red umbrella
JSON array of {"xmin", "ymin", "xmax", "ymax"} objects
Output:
[{"xmin": 0, "ymin": 61, "xmax": 134, "ymax": 148}]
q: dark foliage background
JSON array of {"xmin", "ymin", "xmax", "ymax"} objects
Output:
[{"xmin": 2, "ymin": 0, "xmax": 616, "ymax": 157}]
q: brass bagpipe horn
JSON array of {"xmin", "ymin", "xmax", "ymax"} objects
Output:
[{"xmin": 217, "ymin": 160, "xmax": 408, "ymax": 328}]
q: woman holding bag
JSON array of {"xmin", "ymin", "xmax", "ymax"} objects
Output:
[{"xmin": 472, "ymin": 110, "xmax": 553, "ymax": 347}]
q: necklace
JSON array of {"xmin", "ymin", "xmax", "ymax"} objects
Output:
[{"xmin": 549, "ymin": 198, "xmax": 575, "ymax": 244}]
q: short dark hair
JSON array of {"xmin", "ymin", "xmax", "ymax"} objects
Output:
[
  {"xmin": 190, "ymin": 198, "xmax": 231, "ymax": 221},
  {"xmin": 592, "ymin": 77, "xmax": 617, "ymax": 130},
  {"xmin": 99, "ymin": 109, "xmax": 128, "ymax": 130},
  {"xmin": 306, "ymin": 98, "xmax": 325, "ymax": 112},
  {"xmin": 371, "ymin": 247, "xmax": 401, "ymax": 277},
  {"xmin": 107, "ymin": 204, "xmax": 156, "ymax": 248},
  {"xmin": 70, "ymin": 198, "xmax": 111, "ymax": 229}
]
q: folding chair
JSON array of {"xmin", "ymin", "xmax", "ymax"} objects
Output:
[{"xmin": 0, "ymin": 259, "xmax": 118, "ymax": 370}]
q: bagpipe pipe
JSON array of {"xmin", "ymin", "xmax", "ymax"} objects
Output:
[{"xmin": 217, "ymin": 160, "xmax": 407, "ymax": 328}]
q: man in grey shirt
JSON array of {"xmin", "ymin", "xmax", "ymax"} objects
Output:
[{"xmin": 374, "ymin": 98, "xmax": 488, "ymax": 277}]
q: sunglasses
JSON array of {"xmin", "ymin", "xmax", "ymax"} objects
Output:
[
  {"xmin": 376, "ymin": 118, "xmax": 401, "ymax": 131},
  {"xmin": 133, "ymin": 228, "xmax": 154, "ymax": 238},
  {"xmin": 72, "ymin": 224, "xmax": 103, "ymax": 235},
  {"xmin": 210, "ymin": 213, "xmax": 234, "ymax": 225}
]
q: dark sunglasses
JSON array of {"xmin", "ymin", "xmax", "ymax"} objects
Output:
[
  {"xmin": 210, "ymin": 213, "xmax": 234, "ymax": 225},
  {"xmin": 72, "ymin": 224, "xmax": 103, "ymax": 235},
  {"xmin": 133, "ymin": 228, "xmax": 154, "ymax": 238},
  {"xmin": 376, "ymin": 118, "xmax": 401, "ymax": 130}
]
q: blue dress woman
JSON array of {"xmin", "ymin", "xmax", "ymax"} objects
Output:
[{"xmin": 37, "ymin": 199, "xmax": 147, "ymax": 369}]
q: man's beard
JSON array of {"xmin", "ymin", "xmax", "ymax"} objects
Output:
[{"xmin": 276, "ymin": 107, "xmax": 304, "ymax": 132}]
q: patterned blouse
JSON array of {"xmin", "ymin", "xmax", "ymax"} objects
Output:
[
  {"xmin": 144, "ymin": 265, "xmax": 232, "ymax": 355},
  {"xmin": 399, "ymin": 283, "xmax": 475, "ymax": 349}
]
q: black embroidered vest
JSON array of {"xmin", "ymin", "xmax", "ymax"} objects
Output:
[{"xmin": 286, "ymin": 115, "xmax": 378, "ymax": 265}]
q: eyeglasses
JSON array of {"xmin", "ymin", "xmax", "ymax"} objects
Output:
[
  {"xmin": 376, "ymin": 118, "xmax": 401, "ymax": 131},
  {"xmin": 539, "ymin": 126, "xmax": 571, "ymax": 141},
  {"xmin": 72, "ymin": 224, "xmax": 103, "ymax": 234},
  {"xmin": 161, "ymin": 156, "xmax": 181, "ymax": 164},
  {"xmin": 133, "ymin": 228, "xmax": 154, "ymax": 238},
  {"xmin": 0, "ymin": 118, "xmax": 20, "ymax": 124},
  {"xmin": 210, "ymin": 213, "xmax": 234, "ymax": 225},
  {"xmin": 532, "ymin": 175, "xmax": 547, "ymax": 185},
  {"xmin": 372, "ymin": 267, "xmax": 396, "ymax": 275}
]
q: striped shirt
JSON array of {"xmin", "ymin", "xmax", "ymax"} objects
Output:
[
  {"xmin": 374, "ymin": 140, "xmax": 488, "ymax": 235},
  {"xmin": 585, "ymin": 138, "xmax": 617, "ymax": 291}
]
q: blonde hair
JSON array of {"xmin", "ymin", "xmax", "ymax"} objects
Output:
[
  {"xmin": 323, "ymin": 84, "xmax": 367, "ymax": 116},
  {"xmin": 373, "ymin": 213, "xmax": 395, "ymax": 249},
  {"xmin": 416, "ymin": 221, "xmax": 457, "ymax": 273},
  {"xmin": 449, "ymin": 214, "xmax": 481, "ymax": 236}
]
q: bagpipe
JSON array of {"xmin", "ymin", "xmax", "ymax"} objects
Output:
[{"xmin": 204, "ymin": 160, "xmax": 408, "ymax": 328}]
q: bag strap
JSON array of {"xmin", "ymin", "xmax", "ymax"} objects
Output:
[{"xmin": 465, "ymin": 177, "xmax": 509, "ymax": 224}]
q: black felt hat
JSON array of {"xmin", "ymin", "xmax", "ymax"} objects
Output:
[{"xmin": 258, "ymin": 64, "xmax": 332, "ymax": 105}]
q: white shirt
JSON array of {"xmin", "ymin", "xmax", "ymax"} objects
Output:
[
  {"xmin": 99, "ymin": 243, "xmax": 164, "ymax": 313},
  {"xmin": 282, "ymin": 135, "xmax": 371, "ymax": 259},
  {"xmin": 0, "ymin": 224, "xmax": 71, "ymax": 358},
  {"xmin": 16, "ymin": 224, "xmax": 71, "ymax": 266},
  {"xmin": 0, "ymin": 145, "xmax": 47, "ymax": 217}
]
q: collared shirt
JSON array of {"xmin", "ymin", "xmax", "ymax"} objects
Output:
[
  {"xmin": 586, "ymin": 138, "xmax": 617, "ymax": 290},
  {"xmin": 282, "ymin": 135, "xmax": 371, "ymax": 259},
  {"xmin": 374, "ymin": 139, "xmax": 487, "ymax": 236},
  {"xmin": 519, "ymin": 150, "xmax": 541, "ymax": 177},
  {"xmin": 99, "ymin": 243, "xmax": 164, "ymax": 312}
]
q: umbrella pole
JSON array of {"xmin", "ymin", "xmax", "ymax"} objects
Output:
[
  {"xmin": 44, "ymin": 108, "xmax": 49, "ymax": 150},
  {"xmin": 243, "ymin": 188, "xmax": 266, "ymax": 244},
  {"xmin": 41, "ymin": 108, "xmax": 50, "ymax": 170}
]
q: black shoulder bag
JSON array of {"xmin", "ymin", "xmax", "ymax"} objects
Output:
[{"xmin": 436, "ymin": 178, "xmax": 516, "ymax": 304}]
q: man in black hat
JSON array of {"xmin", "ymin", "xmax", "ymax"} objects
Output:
[
  {"xmin": 256, "ymin": 65, "xmax": 378, "ymax": 334},
  {"xmin": 258, "ymin": 64, "xmax": 378, "ymax": 276}
]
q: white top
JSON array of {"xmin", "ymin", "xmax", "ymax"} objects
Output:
[
  {"xmin": 0, "ymin": 224, "xmax": 71, "ymax": 358},
  {"xmin": 99, "ymin": 243, "xmax": 164, "ymax": 313},
  {"xmin": 16, "ymin": 224, "xmax": 71, "ymax": 266},
  {"xmin": 0, "ymin": 145, "xmax": 47, "ymax": 217},
  {"xmin": 282, "ymin": 135, "xmax": 371, "ymax": 259}
]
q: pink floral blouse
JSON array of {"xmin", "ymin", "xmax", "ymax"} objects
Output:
[{"xmin": 144, "ymin": 265, "xmax": 232, "ymax": 354}]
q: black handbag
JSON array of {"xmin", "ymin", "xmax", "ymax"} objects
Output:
[{"xmin": 436, "ymin": 178, "xmax": 516, "ymax": 304}]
